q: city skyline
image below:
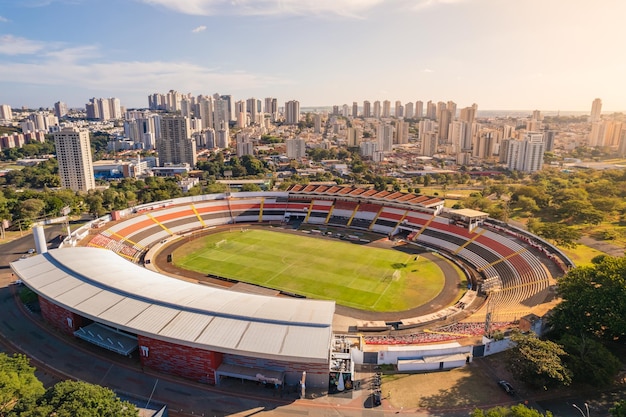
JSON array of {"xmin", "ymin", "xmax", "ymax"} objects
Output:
[{"xmin": 1, "ymin": 0, "xmax": 625, "ymax": 111}]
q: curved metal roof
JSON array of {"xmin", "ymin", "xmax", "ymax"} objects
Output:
[{"xmin": 11, "ymin": 247, "xmax": 334, "ymax": 363}]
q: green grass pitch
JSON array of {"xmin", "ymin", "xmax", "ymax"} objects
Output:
[{"xmin": 172, "ymin": 228, "xmax": 448, "ymax": 312}]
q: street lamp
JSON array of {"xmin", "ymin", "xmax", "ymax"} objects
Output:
[{"xmin": 572, "ymin": 403, "xmax": 590, "ymax": 417}]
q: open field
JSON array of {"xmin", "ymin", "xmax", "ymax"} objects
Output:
[
  {"xmin": 382, "ymin": 362, "xmax": 508, "ymax": 409},
  {"xmin": 559, "ymin": 244, "xmax": 607, "ymax": 267},
  {"xmin": 172, "ymin": 229, "xmax": 449, "ymax": 312}
]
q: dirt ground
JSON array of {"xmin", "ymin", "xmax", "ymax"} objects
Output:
[{"xmin": 382, "ymin": 357, "xmax": 520, "ymax": 410}]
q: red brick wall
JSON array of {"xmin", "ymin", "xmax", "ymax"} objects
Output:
[
  {"xmin": 223, "ymin": 353, "xmax": 329, "ymax": 387},
  {"xmin": 39, "ymin": 296, "xmax": 85, "ymax": 336},
  {"xmin": 137, "ymin": 335, "xmax": 222, "ymax": 384}
]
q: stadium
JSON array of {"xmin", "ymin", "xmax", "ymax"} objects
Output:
[{"xmin": 10, "ymin": 185, "xmax": 572, "ymax": 392}]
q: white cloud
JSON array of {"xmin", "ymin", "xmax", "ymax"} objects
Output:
[
  {"xmin": 0, "ymin": 35, "xmax": 46, "ymax": 55},
  {"xmin": 422, "ymin": 68, "xmax": 434, "ymax": 73},
  {"xmin": 140, "ymin": 0, "xmax": 384, "ymax": 18},
  {"xmin": 192, "ymin": 25, "xmax": 207, "ymax": 33},
  {"xmin": 413, "ymin": 0, "xmax": 468, "ymax": 11},
  {"xmin": 0, "ymin": 36, "xmax": 291, "ymax": 104},
  {"xmin": 0, "ymin": 16, "xmax": 9, "ymax": 22}
]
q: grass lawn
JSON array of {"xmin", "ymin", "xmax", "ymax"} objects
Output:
[
  {"xmin": 173, "ymin": 229, "xmax": 448, "ymax": 312},
  {"xmin": 559, "ymin": 244, "xmax": 606, "ymax": 267}
]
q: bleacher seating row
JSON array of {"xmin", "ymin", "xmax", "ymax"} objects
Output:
[{"xmin": 84, "ymin": 191, "xmax": 556, "ymax": 330}]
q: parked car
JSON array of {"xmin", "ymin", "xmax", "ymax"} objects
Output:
[{"xmin": 498, "ymin": 380, "xmax": 515, "ymax": 395}]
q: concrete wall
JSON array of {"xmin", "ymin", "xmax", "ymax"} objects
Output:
[
  {"xmin": 482, "ymin": 336, "xmax": 515, "ymax": 356},
  {"xmin": 377, "ymin": 343, "xmax": 472, "ymax": 365}
]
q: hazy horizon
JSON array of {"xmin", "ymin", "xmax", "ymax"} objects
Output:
[{"xmin": 1, "ymin": 0, "xmax": 625, "ymax": 111}]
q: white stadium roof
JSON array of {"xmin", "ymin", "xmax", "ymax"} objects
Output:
[{"xmin": 11, "ymin": 247, "xmax": 335, "ymax": 363}]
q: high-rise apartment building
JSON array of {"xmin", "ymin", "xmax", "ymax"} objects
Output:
[
  {"xmin": 198, "ymin": 96, "xmax": 214, "ymax": 131},
  {"xmin": 54, "ymin": 101, "xmax": 68, "ymax": 118},
  {"xmin": 313, "ymin": 113, "xmax": 322, "ymax": 134},
  {"xmin": 246, "ymin": 98, "xmax": 260, "ymax": 125},
  {"xmin": 446, "ymin": 101, "xmax": 457, "ymax": 120},
  {"xmin": 264, "ymin": 97, "xmax": 278, "ymax": 121},
  {"xmin": 86, "ymin": 97, "xmax": 121, "ymax": 121},
  {"xmin": 394, "ymin": 101, "xmax": 403, "ymax": 118},
  {"xmin": 54, "ymin": 127, "xmax": 96, "ymax": 192},
  {"xmin": 213, "ymin": 98, "xmax": 229, "ymax": 131},
  {"xmin": 235, "ymin": 100, "xmax": 247, "ymax": 128},
  {"xmin": 286, "ymin": 138, "xmax": 306, "ymax": 159},
  {"xmin": 373, "ymin": 101, "xmax": 381, "ymax": 119},
  {"xmin": 352, "ymin": 102, "xmax": 358, "ymax": 118},
  {"xmin": 473, "ymin": 130, "xmax": 495, "ymax": 159},
  {"xmin": 220, "ymin": 95, "xmax": 233, "ymax": 122},
  {"xmin": 590, "ymin": 98, "xmax": 602, "ymax": 123},
  {"xmin": 166, "ymin": 90, "xmax": 182, "ymax": 112},
  {"xmin": 0, "ymin": 104, "xmax": 13, "ymax": 121},
  {"xmin": 157, "ymin": 115, "xmax": 197, "ymax": 168},
  {"xmin": 377, "ymin": 123, "xmax": 394, "ymax": 151},
  {"xmin": 404, "ymin": 102, "xmax": 414, "ymax": 119},
  {"xmin": 346, "ymin": 127, "xmax": 361, "ymax": 147},
  {"xmin": 435, "ymin": 102, "xmax": 447, "ymax": 121},
  {"xmin": 426, "ymin": 101, "xmax": 437, "ymax": 120},
  {"xmin": 506, "ymin": 132, "xmax": 545, "ymax": 173},
  {"xmin": 395, "ymin": 120, "xmax": 409, "ymax": 144},
  {"xmin": 438, "ymin": 109, "xmax": 452, "ymax": 144},
  {"xmin": 382, "ymin": 100, "xmax": 391, "ymax": 118},
  {"xmin": 420, "ymin": 131, "xmax": 437, "ymax": 157},
  {"xmin": 124, "ymin": 112, "xmax": 159, "ymax": 149},
  {"xmin": 448, "ymin": 121, "xmax": 469, "ymax": 154},
  {"xmin": 22, "ymin": 112, "xmax": 58, "ymax": 132},
  {"xmin": 415, "ymin": 101, "xmax": 424, "ymax": 119},
  {"xmin": 544, "ymin": 130, "xmax": 556, "ymax": 152},
  {"xmin": 363, "ymin": 101, "xmax": 371, "ymax": 118},
  {"xmin": 285, "ymin": 100, "xmax": 300, "ymax": 125}
]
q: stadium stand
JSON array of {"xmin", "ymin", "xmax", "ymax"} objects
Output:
[{"xmin": 76, "ymin": 188, "xmax": 562, "ymax": 344}]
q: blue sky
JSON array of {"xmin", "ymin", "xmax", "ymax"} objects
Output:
[{"xmin": 1, "ymin": 0, "xmax": 625, "ymax": 111}]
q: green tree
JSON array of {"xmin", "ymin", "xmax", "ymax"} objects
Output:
[
  {"xmin": 507, "ymin": 332, "xmax": 571, "ymax": 389},
  {"xmin": 84, "ymin": 192, "xmax": 105, "ymax": 217},
  {"xmin": 471, "ymin": 404, "xmax": 553, "ymax": 417},
  {"xmin": 611, "ymin": 400, "xmax": 626, "ymax": 417},
  {"xmin": 550, "ymin": 256, "xmax": 626, "ymax": 342},
  {"xmin": 534, "ymin": 222, "xmax": 581, "ymax": 249},
  {"xmin": 515, "ymin": 195, "xmax": 540, "ymax": 214},
  {"xmin": 10, "ymin": 380, "xmax": 138, "ymax": 417},
  {"xmin": 558, "ymin": 334, "xmax": 620, "ymax": 386},
  {"xmin": 0, "ymin": 353, "xmax": 45, "ymax": 415},
  {"xmin": 240, "ymin": 155, "xmax": 267, "ymax": 176},
  {"xmin": 241, "ymin": 183, "xmax": 262, "ymax": 192},
  {"xmin": 18, "ymin": 198, "xmax": 46, "ymax": 221}
]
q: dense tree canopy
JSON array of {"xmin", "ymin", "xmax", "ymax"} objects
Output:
[
  {"xmin": 611, "ymin": 401, "xmax": 626, "ymax": 417},
  {"xmin": 9, "ymin": 380, "xmax": 138, "ymax": 417},
  {"xmin": 558, "ymin": 334, "xmax": 620, "ymax": 387},
  {"xmin": 506, "ymin": 333, "xmax": 571, "ymax": 389},
  {"xmin": 471, "ymin": 404, "xmax": 553, "ymax": 417},
  {"xmin": 0, "ymin": 354, "xmax": 44, "ymax": 416},
  {"xmin": 550, "ymin": 256, "xmax": 626, "ymax": 342}
]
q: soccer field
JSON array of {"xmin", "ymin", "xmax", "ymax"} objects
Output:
[{"xmin": 172, "ymin": 228, "xmax": 449, "ymax": 312}]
